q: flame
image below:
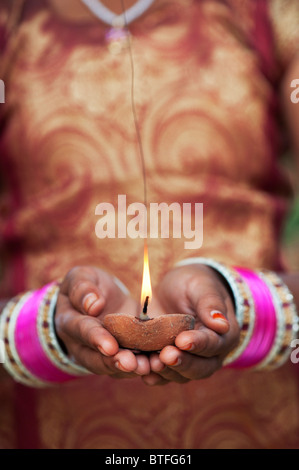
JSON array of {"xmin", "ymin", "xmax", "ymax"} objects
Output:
[{"xmin": 140, "ymin": 241, "xmax": 152, "ymax": 313}]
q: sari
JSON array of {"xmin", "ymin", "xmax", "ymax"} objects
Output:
[{"xmin": 0, "ymin": 0, "xmax": 299, "ymax": 449}]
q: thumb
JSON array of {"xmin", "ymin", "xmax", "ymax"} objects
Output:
[
  {"xmin": 60, "ymin": 267, "xmax": 106, "ymax": 316},
  {"xmin": 188, "ymin": 290, "xmax": 230, "ymax": 335}
]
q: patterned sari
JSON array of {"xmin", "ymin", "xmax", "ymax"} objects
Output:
[{"xmin": 0, "ymin": 0, "xmax": 299, "ymax": 449}]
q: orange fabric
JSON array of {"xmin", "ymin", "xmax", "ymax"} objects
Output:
[{"xmin": 0, "ymin": 0, "xmax": 299, "ymax": 449}]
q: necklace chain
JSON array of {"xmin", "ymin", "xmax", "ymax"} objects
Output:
[{"xmin": 81, "ymin": 0, "xmax": 155, "ymax": 27}]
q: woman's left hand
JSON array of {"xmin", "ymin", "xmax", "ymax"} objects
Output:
[{"xmin": 142, "ymin": 263, "xmax": 240, "ymax": 386}]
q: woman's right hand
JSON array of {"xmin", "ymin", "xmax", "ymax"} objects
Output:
[{"xmin": 55, "ymin": 266, "xmax": 151, "ymax": 379}]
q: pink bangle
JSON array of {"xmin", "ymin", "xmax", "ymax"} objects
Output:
[
  {"xmin": 258, "ymin": 270, "xmax": 299, "ymax": 369},
  {"xmin": 1, "ymin": 282, "xmax": 90, "ymax": 387},
  {"xmin": 15, "ymin": 285, "xmax": 79, "ymax": 383},
  {"xmin": 228, "ymin": 268, "xmax": 277, "ymax": 368}
]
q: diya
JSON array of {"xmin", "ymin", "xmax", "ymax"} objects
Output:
[{"xmin": 103, "ymin": 242, "xmax": 195, "ymax": 351}]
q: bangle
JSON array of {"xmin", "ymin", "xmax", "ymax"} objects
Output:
[
  {"xmin": 1, "ymin": 282, "xmax": 91, "ymax": 387},
  {"xmin": 37, "ymin": 282, "xmax": 90, "ymax": 377},
  {"xmin": 256, "ymin": 271, "xmax": 299, "ymax": 370},
  {"xmin": 0, "ymin": 293, "xmax": 47, "ymax": 387},
  {"xmin": 227, "ymin": 268, "xmax": 277, "ymax": 369}
]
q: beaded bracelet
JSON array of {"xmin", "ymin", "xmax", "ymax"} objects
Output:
[
  {"xmin": 36, "ymin": 282, "xmax": 90, "ymax": 378},
  {"xmin": 256, "ymin": 270, "xmax": 299, "ymax": 370}
]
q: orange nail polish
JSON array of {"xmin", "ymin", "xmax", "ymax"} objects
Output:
[
  {"xmin": 98, "ymin": 345, "xmax": 110, "ymax": 357},
  {"xmin": 211, "ymin": 310, "xmax": 228, "ymax": 322},
  {"xmin": 181, "ymin": 343, "xmax": 194, "ymax": 351},
  {"xmin": 114, "ymin": 361, "xmax": 130, "ymax": 372},
  {"xmin": 83, "ymin": 293, "xmax": 98, "ymax": 312},
  {"xmin": 168, "ymin": 357, "xmax": 181, "ymax": 367}
]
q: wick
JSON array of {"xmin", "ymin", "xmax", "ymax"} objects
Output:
[
  {"xmin": 140, "ymin": 296, "xmax": 150, "ymax": 321},
  {"xmin": 143, "ymin": 296, "xmax": 149, "ymax": 314}
]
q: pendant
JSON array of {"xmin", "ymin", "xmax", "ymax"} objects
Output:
[{"xmin": 105, "ymin": 25, "xmax": 131, "ymax": 54}]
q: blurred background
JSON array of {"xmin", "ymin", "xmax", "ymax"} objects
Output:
[{"xmin": 282, "ymin": 152, "xmax": 299, "ymax": 270}]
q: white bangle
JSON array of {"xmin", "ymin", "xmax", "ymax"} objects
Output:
[
  {"xmin": 37, "ymin": 283, "xmax": 90, "ymax": 377},
  {"xmin": 256, "ymin": 271, "xmax": 299, "ymax": 370}
]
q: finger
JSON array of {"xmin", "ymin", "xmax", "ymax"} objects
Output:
[
  {"xmin": 142, "ymin": 372, "xmax": 170, "ymax": 386},
  {"xmin": 107, "ymin": 349, "xmax": 139, "ymax": 373},
  {"xmin": 149, "ymin": 352, "xmax": 190, "ymax": 384},
  {"xmin": 68, "ymin": 342, "xmax": 115, "ymax": 375},
  {"xmin": 57, "ymin": 310, "xmax": 120, "ymax": 356},
  {"xmin": 69, "ymin": 342, "xmax": 138, "ymax": 376},
  {"xmin": 175, "ymin": 327, "xmax": 227, "ymax": 357},
  {"xmin": 81, "ymin": 292, "xmax": 105, "ymax": 316},
  {"xmin": 149, "ymin": 352, "xmax": 166, "ymax": 372},
  {"xmin": 187, "ymin": 287, "xmax": 230, "ymax": 334},
  {"xmin": 159, "ymin": 345, "xmax": 222, "ymax": 380},
  {"xmin": 135, "ymin": 354, "xmax": 151, "ymax": 376},
  {"xmin": 60, "ymin": 267, "xmax": 106, "ymax": 316}
]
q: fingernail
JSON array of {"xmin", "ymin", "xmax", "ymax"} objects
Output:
[
  {"xmin": 98, "ymin": 344, "xmax": 111, "ymax": 357},
  {"xmin": 180, "ymin": 343, "xmax": 194, "ymax": 352},
  {"xmin": 210, "ymin": 310, "xmax": 228, "ymax": 322},
  {"xmin": 168, "ymin": 357, "xmax": 182, "ymax": 367},
  {"xmin": 155, "ymin": 363, "xmax": 166, "ymax": 372},
  {"xmin": 114, "ymin": 361, "xmax": 131, "ymax": 373},
  {"xmin": 83, "ymin": 293, "xmax": 98, "ymax": 313}
]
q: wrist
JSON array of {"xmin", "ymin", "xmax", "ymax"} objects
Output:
[
  {"xmin": 175, "ymin": 257, "xmax": 250, "ymax": 331},
  {"xmin": 175, "ymin": 257, "xmax": 299, "ymax": 370},
  {"xmin": 0, "ymin": 282, "xmax": 91, "ymax": 387}
]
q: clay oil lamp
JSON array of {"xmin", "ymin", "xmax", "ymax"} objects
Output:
[{"xmin": 103, "ymin": 242, "xmax": 195, "ymax": 351}]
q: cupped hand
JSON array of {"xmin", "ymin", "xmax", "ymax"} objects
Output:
[
  {"xmin": 142, "ymin": 263, "xmax": 240, "ymax": 386},
  {"xmin": 55, "ymin": 266, "xmax": 150, "ymax": 379}
]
